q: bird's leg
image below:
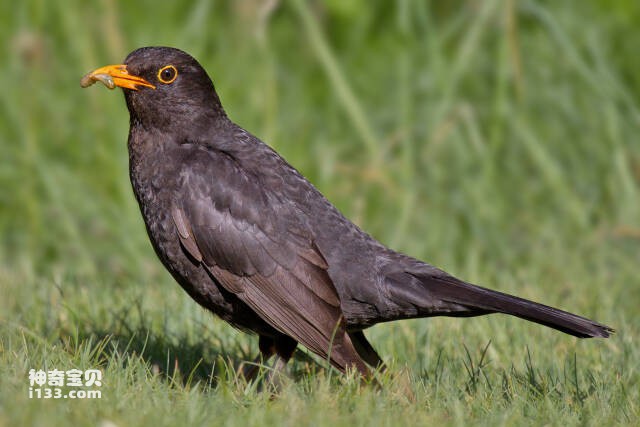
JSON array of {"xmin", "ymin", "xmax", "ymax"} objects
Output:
[
  {"xmin": 348, "ymin": 330, "xmax": 386, "ymax": 372},
  {"xmin": 264, "ymin": 335, "xmax": 298, "ymax": 392},
  {"xmin": 240, "ymin": 335, "xmax": 275, "ymax": 382}
]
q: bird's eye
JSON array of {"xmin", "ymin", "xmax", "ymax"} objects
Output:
[{"xmin": 157, "ymin": 65, "xmax": 178, "ymax": 84}]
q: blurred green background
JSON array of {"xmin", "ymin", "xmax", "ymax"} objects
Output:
[{"xmin": 0, "ymin": 0, "xmax": 638, "ymax": 425}]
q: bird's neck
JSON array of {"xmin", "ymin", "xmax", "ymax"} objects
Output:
[
  {"xmin": 126, "ymin": 115, "xmax": 240, "ymax": 177},
  {"xmin": 127, "ymin": 119, "xmax": 163, "ymax": 163}
]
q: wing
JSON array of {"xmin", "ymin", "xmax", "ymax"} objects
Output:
[{"xmin": 170, "ymin": 146, "xmax": 362, "ymax": 371}]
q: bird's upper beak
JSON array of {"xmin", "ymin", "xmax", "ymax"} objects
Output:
[{"xmin": 80, "ymin": 64, "xmax": 156, "ymax": 91}]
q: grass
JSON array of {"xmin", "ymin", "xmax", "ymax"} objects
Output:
[{"xmin": 1, "ymin": 0, "xmax": 639, "ymax": 425}]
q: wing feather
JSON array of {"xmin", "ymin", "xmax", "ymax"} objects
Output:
[{"xmin": 170, "ymin": 147, "xmax": 348, "ymax": 366}]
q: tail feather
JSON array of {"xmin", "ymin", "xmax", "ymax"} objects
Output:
[{"xmin": 386, "ymin": 269, "xmax": 613, "ymax": 338}]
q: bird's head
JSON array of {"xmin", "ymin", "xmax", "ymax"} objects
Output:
[{"xmin": 81, "ymin": 46, "xmax": 226, "ymax": 133}]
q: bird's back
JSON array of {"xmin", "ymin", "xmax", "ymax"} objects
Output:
[{"xmin": 207, "ymin": 124, "xmax": 421, "ymax": 328}]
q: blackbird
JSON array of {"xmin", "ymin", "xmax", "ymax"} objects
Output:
[{"xmin": 81, "ymin": 47, "xmax": 612, "ymax": 377}]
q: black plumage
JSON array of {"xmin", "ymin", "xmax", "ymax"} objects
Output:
[{"xmin": 82, "ymin": 47, "xmax": 613, "ymax": 377}]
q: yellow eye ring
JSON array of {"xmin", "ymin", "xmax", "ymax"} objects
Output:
[{"xmin": 157, "ymin": 65, "xmax": 178, "ymax": 84}]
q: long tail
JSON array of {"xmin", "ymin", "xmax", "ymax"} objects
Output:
[{"xmin": 385, "ymin": 268, "xmax": 614, "ymax": 338}]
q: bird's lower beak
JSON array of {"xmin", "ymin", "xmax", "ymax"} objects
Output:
[{"xmin": 80, "ymin": 64, "xmax": 156, "ymax": 91}]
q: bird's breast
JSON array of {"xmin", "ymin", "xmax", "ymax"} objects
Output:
[{"xmin": 128, "ymin": 150, "xmax": 240, "ymax": 318}]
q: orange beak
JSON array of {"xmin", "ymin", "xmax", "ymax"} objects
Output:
[{"xmin": 80, "ymin": 64, "xmax": 156, "ymax": 91}]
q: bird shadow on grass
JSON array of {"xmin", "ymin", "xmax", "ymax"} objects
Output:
[{"xmin": 63, "ymin": 302, "xmax": 324, "ymax": 390}]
